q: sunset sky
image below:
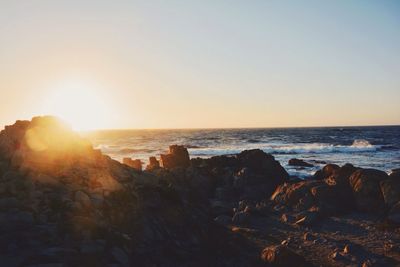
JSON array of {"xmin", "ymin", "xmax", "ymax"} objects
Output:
[{"xmin": 1, "ymin": 1, "xmax": 399, "ymax": 130}]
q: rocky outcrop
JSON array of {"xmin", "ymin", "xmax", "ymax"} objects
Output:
[
  {"xmin": 349, "ymin": 169, "xmax": 388, "ymax": 213},
  {"xmin": 145, "ymin": 156, "xmax": 160, "ymax": 170},
  {"xmin": 160, "ymin": 145, "xmax": 190, "ymax": 169},
  {"xmin": 122, "ymin": 157, "xmax": 142, "ymax": 171}
]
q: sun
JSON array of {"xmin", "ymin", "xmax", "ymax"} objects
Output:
[{"xmin": 41, "ymin": 79, "xmax": 115, "ymax": 131}]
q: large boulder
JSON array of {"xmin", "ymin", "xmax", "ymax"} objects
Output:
[
  {"xmin": 349, "ymin": 169, "xmax": 388, "ymax": 213},
  {"xmin": 160, "ymin": 145, "xmax": 190, "ymax": 169}
]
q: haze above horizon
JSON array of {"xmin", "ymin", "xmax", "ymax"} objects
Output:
[{"xmin": 1, "ymin": 1, "xmax": 399, "ymax": 130}]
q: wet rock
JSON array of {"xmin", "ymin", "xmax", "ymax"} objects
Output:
[
  {"xmin": 281, "ymin": 213, "xmax": 296, "ymax": 224},
  {"xmin": 389, "ymin": 169, "xmax": 400, "ymax": 180},
  {"xmin": 0, "ymin": 197, "xmax": 20, "ymax": 210},
  {"xmin": 160, "ymin": 145, "xmax": 190, "ymax": 169},
  {"xmin": 288, "ymin": 158, "xmax": 313, "ymax": 167},
  {"xmin": 349, "ymin": 169, "xmax": 388, "ymax": 213},
  {"xmin": 0, "ymin": 211, "xmax": 34, "ymax": 229},
  {"xmin": 261, "ymin": 244, "xmax": 307, "ymax": 266},
  {"xmin": 122, "ymin": 158, "xmax": 142, "ymax": 171}
]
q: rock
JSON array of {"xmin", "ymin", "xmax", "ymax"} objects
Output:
[
  {"xmin": 281, "ymin": 213, "xmax": 296, "ymax": 224},
  {"xmin": 295, "ymin": 210, "xmax": 320, "ymax": 226},
  {"xmin": 288, "ymin": 158, "xmax": 313, "ymax": 167},
  {"xmin": 349, "ymin": 169, "xmax": 388, "ymax": 213},
  {"xmin": 146, "ymin": 156, "xmax": 160, "ymax": 170},
  {"xmin": 0, "ymin": 197, "xmax": 20, "ymax": 210},
  {"xmin": 389, "ymin": 169, "xmax": 400, "ymax": 180},
  {"xmin": 214, "ymin": 215, "xmax": 232, "ymax": 226},
  {"xmin": 80, "ymin": 240, "xmax": 106, "ymax": 254},
  {"xmin": 112, "ymin": 247, "xmax": 130, "ymax": 267},
  {"xmin": 122, "ymin": 158, "xmax": 142, "ymax": 171},
  {"xmin": 74, "ymin": 191, "xmax": 91, "ymax": 208},
  {"xmin": 313, "ymin": 164, "xmax": 340, "ymax": 180},
  {"xmin": 215, "ymin": 187, "xmax": 234, "ymax": 201},
  {"xmin": 160, "ymin": 145, "xmax": 190, "ymax": 169},
  {"xmin": 260, "ymin": 244, "xmax": 307, "ymax": 266},
  {"xmin": 388, "ymin": 201, "xmax": 400, "ymax": 224},
  {"xmin": 232, "ymin": 211, "xmax": 250, "ymax": 225},
  {"xmin": 0, "ymin": 211, "xmax": 34, "ymax": 229},
  {"xmin": 380, "ymin": 178, "xmax": 400, "ymax": 207},
  {"xmin": 343, "ymin": 244, "xmax": 352, "ymax": 254},
  {"xmin": 210, "ymin": 200, "xmax": 234, "ymax": 215},
  {"xmin": 271, "ymin": 181, "xmax": 320, "ymax": 211}
]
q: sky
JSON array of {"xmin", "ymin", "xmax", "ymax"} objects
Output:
[{"xmin": 0, "ymin": 0, "xmax": 399, "ymax": 130}]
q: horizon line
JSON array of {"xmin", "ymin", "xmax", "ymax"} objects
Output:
[{"xmin": 82, "ymin": 123, "xmax": 400, "ymax": 132}]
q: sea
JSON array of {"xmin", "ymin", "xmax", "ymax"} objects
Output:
[{"xmin": 85, "ymin": 126, "xmax": 400, "ymax": 178}]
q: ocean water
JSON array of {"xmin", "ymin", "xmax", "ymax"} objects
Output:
[{"xmin": 85, "ymin": 126, "xmax": 400, "ymax": 178}]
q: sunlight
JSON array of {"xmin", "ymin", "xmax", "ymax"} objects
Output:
[{"xmin": 41, "ymin": 79, "xmax": 115, "ymax": 131}]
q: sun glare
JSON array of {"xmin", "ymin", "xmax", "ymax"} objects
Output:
[{"xmin": 41, "ymin": 80, "xmax": 115, "ymax": 131}]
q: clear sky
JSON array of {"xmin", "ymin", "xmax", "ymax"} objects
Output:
[{"xmin": 1, "ymin": 1, "xmax": 399, "ymax": 130}]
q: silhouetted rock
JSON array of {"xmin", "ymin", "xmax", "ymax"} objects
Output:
[
  {"xmin": 160, "ymin": 145, "xmax": 190, "ymax": 169},
  {"xmin": 288, "ymin": 158, "xmax": 313, "ymax": 167},
  {"xmin": 380, "ymin": 178, "xmax": 400, "ymax": 207}
]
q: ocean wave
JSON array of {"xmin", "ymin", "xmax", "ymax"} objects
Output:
[
  {"xmin": 189, "ymin": 139, "xmax": 379, "ymax": 156},
  {"xmin": 264, "ymin": 139, "xmax": 378, "ymax": 154}
]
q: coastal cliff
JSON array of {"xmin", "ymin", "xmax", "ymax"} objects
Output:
[{"xmin": 0, "ymin": 117, "xmax": 399, "ymax": 266}]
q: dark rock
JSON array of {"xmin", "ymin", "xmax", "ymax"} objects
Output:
[
  {"xmin": 160, "ymin": 145, "xmax": 190, "ymax": 169},
  {"xmin": 146, "ymin": 156, "xmax": 160, "ymax": 170},
  {"xmin": 260, "ymin": 244, "xmax": 307, "ymax": 266},
  {"xmin": 288, "ymin": 158, "xmax": 313, "ymax": 167},
  {"xmin": 390, "ymin": 169, "xmax": 400, "ymax": 180},
  {"xmin": 380, "ymin": 178, "xmax": 400, "ymax": 207},
  {"xmin": 313, "ymin": 164, "xmax": 340, "ymax": 180},
  {"xmin": 349, "ymin": 169, "xmax": 388, "ymax": 213},
  {"xmin": 232, "ymin": 211, "xmax": 250, "ymax": 225},
  {"xmin": 122, "ymin": 158, "xmax": 142, "ymax": 171},
  {"xmin": 214, "ymin": 215, "xmax": 232, "ymax": 226},
  {"xmin": 388, "ymin": 202, "xmax": 400, "ymax": 224}
]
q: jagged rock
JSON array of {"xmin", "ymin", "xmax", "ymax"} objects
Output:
[
  {"xmin": 146, "ymin": 156, "xmax": 160, "ymax": 170},
  {"xmin": 160, "ymin": 145, "xmax": 190, "ymax": 169},
  {"xmin": 122, "ymin": 158, "xmax": 142, "ymax": 171},
  {"xmin": 288, "ymin": 158, "xmax": 313, "ymax": 167},
  {"xmin": 349, "ymin": 169, "xmax": 388, "ymax": 213},
  {"xmin": 261, "ymin": 244, "xmax": 307, "ymax": 266}
]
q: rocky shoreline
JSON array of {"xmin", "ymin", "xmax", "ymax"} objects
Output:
[{"xmin": 0, "ymin": 117, "xmax": 399, "ymax": 266}]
